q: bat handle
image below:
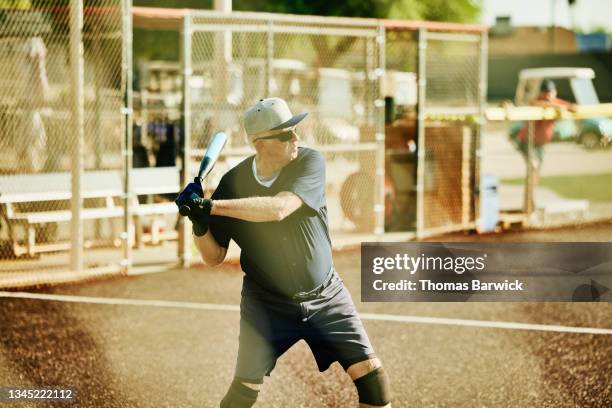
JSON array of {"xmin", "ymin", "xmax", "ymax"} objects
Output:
[{"xmin": 178, "ymin": 177, "xmax": 205, "ymax": 217}]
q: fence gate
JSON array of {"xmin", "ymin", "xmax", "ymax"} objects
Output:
[
  {"xmin": 416, "ymin": 28, "xmax": 486, "ymax": 239},
  {"xmin": 384, "ymin": 22, "xmax": 487, "ymax": 239},
  {"xmin": 178, "ymin": 11, "xmax": 386, "ymax": 262}
]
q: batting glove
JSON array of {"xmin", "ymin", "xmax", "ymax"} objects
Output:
[
  {"xmin": 189, "ymin": 198, "xmax": 213, "ymax": 237},
  {"xmin": 176, "ymin": 182, "xmax": 204, "ymax": 207},
  {"xmin": 176, "ymin": 183, "xmax": 213, "ymax": 236}
]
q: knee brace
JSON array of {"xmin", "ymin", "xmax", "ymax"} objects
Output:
[
  {"xmin": 220, "ymin": 379, "xmax": 259, "ymax": 408},
  {"xmin": 353, "ymin": 367, "xmax": 392, "ymax": 407}
]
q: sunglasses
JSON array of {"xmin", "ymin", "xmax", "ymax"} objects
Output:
[{"xmin": 255, "ymin": 130, "xmax": 297, "ymax": 143}]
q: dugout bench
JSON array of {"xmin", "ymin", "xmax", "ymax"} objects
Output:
[{"xmin": 0, "ymin": 167, "xmax": 180, "ymax": 257}]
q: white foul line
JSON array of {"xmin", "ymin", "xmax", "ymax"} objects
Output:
[
  {"xmin": 358, "ymin": 313, "xmax": 612, "ymax": 335},
  {"xmin": 0, "ymin": 291, "xmax": 239, "ymax": 312},
  {"xmin": 1, "ymin": 291, "xmax": 611, "ymax": 335}
]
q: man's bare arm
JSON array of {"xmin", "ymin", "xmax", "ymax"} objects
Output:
[
  {"xmin": 194, "ymin": 192, "xmax": 302, "ymax": 265},
  {"xmin": 194, "ymin": 231, "xmax": 227, "ymax": 266},
  {"xmin": 211, "ymin": 191, "xmax": 303, "ymax": 222}
]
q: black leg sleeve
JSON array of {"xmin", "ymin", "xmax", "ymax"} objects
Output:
[
  {"xmin": 220, "ymin": 379, "xmax": 260, "ymax": 408},
  {"xmin": 354, "ymin": 367, "xmax": 392, "ymax": 406}
]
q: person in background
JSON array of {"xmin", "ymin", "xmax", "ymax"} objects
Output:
[
  {"xmin": 515, "ymin": 79, "xmax": 576, "ymax": 174},
  {"xmin": 513, "ymin": 79, "xmax": 576, "ymax": 211}
]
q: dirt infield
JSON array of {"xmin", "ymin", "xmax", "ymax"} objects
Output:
[
  {"xmin": 0, "ymin": 221, "xmax": 611, "ymax": 407},
  {"xmin": 426, "ymin": 219, "xmax": 612, "ymax": 243}
]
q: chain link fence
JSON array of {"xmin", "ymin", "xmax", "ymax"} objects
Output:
[
  {"xmin": 419, "ymin": 31, "xmax": 483, "ymax": 237},
  {"xmin": 382, "ymin": 29, "xmax": 417, "ymax": 231},
  {"xmin": 0, "ymin": 1, "xmax": 130, "ymax": 286},
  {"xmin": 384, "ymin": 23, "xmax": 486, "ymax": 238},
  {"xmin": 176, "ymin": 11, "xmax": 385, "ymax": 262},
  {"xmin": 1, "ymin": 6, "xmax": 490, "ymax": 284},
  {"xmin": 6, "ymin": 6, "xmax": 607, "ymax": 288}
]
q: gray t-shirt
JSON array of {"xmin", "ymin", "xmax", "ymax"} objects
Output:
[{"xmin": 210, "ymin": 147, "xmax": 332, "ymax": 297}]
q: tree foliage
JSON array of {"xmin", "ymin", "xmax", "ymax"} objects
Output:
[
  {"xmin": 390, "ymin": 0, "xmax": 481, "ymax": 23},
  {"xmin": 134, "ymin": 0, "xmax": 481, "ymax": 23},
  {"xmin": 417, "ymin": 0, "xmax": 481, "ymax": 24},
  {"xmin": 232, "ymin": 0, "xmax": 393, "ymax": 19},
  {"xmin": 133, "ymin": 0, "xmax": 482, "ymax": 67}
]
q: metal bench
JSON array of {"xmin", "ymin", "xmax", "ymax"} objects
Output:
[{"xmin": 0, "ymin": 167, "xmax": 180, "ymax": 257}]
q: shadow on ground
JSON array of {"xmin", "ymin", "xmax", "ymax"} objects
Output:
[{"xmin": 0, "ymin": 296, "xmax": 130, "ymax": 407}]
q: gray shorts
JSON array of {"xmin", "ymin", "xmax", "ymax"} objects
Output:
[{"xmin": 234, "ymin": 270, "xmax": 376, "ymax": 383}]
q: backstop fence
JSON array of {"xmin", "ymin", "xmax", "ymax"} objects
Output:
[
  {"xmin": 0, "ymin": 1, "xmax": 131, "ymax": 286},
  {"xmin": 1, "ymin": 6, "xmax": 493, "ymax": 285},
  {"xmin": 178, "ymin": 11, "xmax": 385, "ymax": 262},
  {"xmin": 384, "ymin": 21, "xmax": 487, "ymax": 239}
]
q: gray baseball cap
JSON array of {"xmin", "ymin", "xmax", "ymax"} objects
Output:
[{"xmin": 244, "ymin": 97, "xmax": 308, "ymax": 141}]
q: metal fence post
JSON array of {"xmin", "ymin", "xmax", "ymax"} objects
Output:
[
  {"xmin": 415, "ymin": 28, "xmax": 427, "ymax": 240},
  {"xmin": 375, "ymin": 23, "xmax": 386, "ymax": 235},
  {"xmin": 524, "ymin": 120, "xmax": 535, "ymax": 218},
  {"xmin": 70, "ymin": 0, "xmax": 84, "ymax": 273},
  {"xmin": 475, "ymin": 30, "xmax": 488, "ymax": 228},
  {"xmin": 179, "ymin": 12, "xmax": 193, "ymax": 266},
  {"xmin": 213, "ymin": 0, "xmax": 232, "ymax": 134},
  {"xmin": 121, "ymin": 0, "xmax": 134, "ymax": 273},
  {"xmin": 266, "ymin": 19, "xmax": 274, "ymax": 97}
]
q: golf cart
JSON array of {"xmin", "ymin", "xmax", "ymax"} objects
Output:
[{"xmin": 511, "ymin": 67, "xmax": 612, "ymax": 149}]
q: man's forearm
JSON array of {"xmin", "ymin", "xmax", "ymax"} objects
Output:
[
  {"xmin": 211, "ymin": 195, "xmax": 298, "ymax": 222},
  {"xmin": 194, "ymin": 231, "xmax": 226, "ymax": 266}
]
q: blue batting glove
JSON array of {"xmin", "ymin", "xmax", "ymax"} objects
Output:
[
  {"xmin": 176, "ymin": 182, "xmax": 211, "ymax": 236},
  {"xmin": 176, "ymin": 182, "xmax": 204, "ymax": 209}
]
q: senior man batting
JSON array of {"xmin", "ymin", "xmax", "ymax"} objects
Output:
[{"xmin": 176, "ymin": 97, "xmax": 392, "ymax": 407}]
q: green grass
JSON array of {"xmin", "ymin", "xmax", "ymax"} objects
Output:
[{"xmin": 502, "ymin": 173, "xmax": 612, "ymax": 202}]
